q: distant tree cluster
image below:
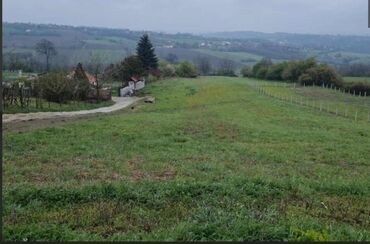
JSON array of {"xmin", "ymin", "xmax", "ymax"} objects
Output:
[
  {"xmin": 245, "ymin": 58, "xmax": 370, "ymax": 96},
  {"xmin": 103, "ymin": 34, "xmax": 200, "ymax": 81},
  {"xmin": 339, "ymin": 63, "xmax": 370, "ymax": 77},
  {"xmin": 248, "ymin": 58, "xmax": 343, "ymax": 87}
]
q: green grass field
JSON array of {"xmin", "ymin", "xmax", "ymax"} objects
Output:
[
  {"xmin": 255, "ymin": 81, "xmax": 370, "ymax": 123},
  {"xmin": 193, "ymin": 49, "xmax": 263, "ymax": 64},
  {"xmin": 2, "ymin": 71, "xmax": 36, "ymax": 81},
  {"xmin": 3, "ymin": 77, "xmax": 370, "ymax": 241},
  {"xmin": 344, "ymin": 77, "xmax": 370, "ymax": 84}
]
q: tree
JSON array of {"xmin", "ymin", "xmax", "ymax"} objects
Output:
[
  {"xmin": 39, "ymin": 72, "xmax": 74, "ymax": 104},
  {"xmin": 118, "ymin": 55, "xmax": 145, "ymax": 85},
  {"xmin": 216, "ymin": 59, "xmax": 236, "ymax": 77},
  {"xmin": 159, "ymin": 61, "xmax": 176, "ymax": 77},
  {"xmin": 241, "ymin": 66, "xmax": 252, "ymax": 77},
  {"xmin": 72, "ymin": 63, "xmax": 90, "ymax": 100},
  {"xmin": 175, "ymin": 61, "xmax": 198, "ymax": 78},
  {"xmin": 35, "ymin": 39, "xmax": 57, "ymax": 71},
  {"xmin": 165, "ymin": 53, "xmax": 178, "ymax": 64},
  {"xmin": 103, "ymin": 63, "xmax": 119, "ymax": 80},
  {"xmin": 136, "ymin": 34, "xmax": 158, "ymax": 71},
  {"xmin": 299, "ymin": 64, "xmax": 343, "ymax": 87},
  {"xmin": 87, "ymin": 53, "xmax": 104, "ymax": 102},
  {"xmin": 282, "ymin": 58, "xmax": 317, "ymax": 83},
  {"xmin": 252, "ymin": 58, "xmax": 273, "ymax": 77},
  {"xmin": 265, "ymin": 62, "xmax": 288, "ymax": 81},
  {"xmin": 74, "ymin": 63, "xmax": 88, "ymax": 80},
  {"xmin": 195, "ymin": 56, "xmax": 211, "ymax": 75}
]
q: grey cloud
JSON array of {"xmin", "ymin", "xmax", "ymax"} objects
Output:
[{"xmin": 3, "ymin": 0, "xmax": 370, "ymax": 35}]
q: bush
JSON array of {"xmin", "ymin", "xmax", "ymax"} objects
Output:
[
  {"xmin": 175, "ymin": 61, "xmax": 198, "ymax": 78},
  {"xmin": 147, "ymin": 73, "xmax": 160, "ymax": 83},
  {"xmin": 298, "ymin": 65, "xmax": 343, "ymax": 87},
  {"xmin": 38, "ymin": 72, "xmax": 75, "ymax": 103},
  {"xmin": 159, "ymin": 61, "xmax": 176, "ymax": 77},
  {"xmin": 72, "ymin": 63, "xmax": 91, "ymax": 100},
  {"xmin": 215, "ymin": 68, "xmax": 237, "ymax": 77},
  {"xmin": 344, "ymin": 82, "xmax": 370, "ymax": 96},
  {"xmin": 256, "ymin": 67, "xmax": 269, "ymax": 79},
  {"xmin": 240, "ymin": 66, "xmax": 252, "ymax": 77},
  {"xmin": 282, "ymin": 58, "xmax": 316, "ymax": 83},
  {"xmin": 252, "ymin": 58, "xmax": 273, "ymax": 77},
  {"xmin": 117, "ymin": 55, "xmax": 145, "ymax": 82},
  {"xmin": 265, "ymin": 62, "xmax": 287, "ymax": 81}
]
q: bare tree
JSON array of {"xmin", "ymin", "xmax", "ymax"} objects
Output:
[
  {"xmin": 195, "ymin": 56, "xmax": 211, "ymax": 75},
  {"xmin": 217, "ymin": 59, "xmax": 236, "ymax": 76},
  {"xmin": 165, "ymin": 53, "xmax": 178, "ymax": 64},
  {"xmin": 35, "ymin": 39, "xmax": 57, "ymax": 72},
  {"xmin": 87, "ymin": 53, "xmax": 105, "ymax": 103}
]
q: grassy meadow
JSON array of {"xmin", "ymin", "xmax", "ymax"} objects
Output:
[
  {"xmin": 256, "ymin": 81, "xmax": 370, "ymax": 123},
  {"xmin": 344, "ymin": 77, "xmax": 370, "ymax": 84},
  {"xmin": 3, "ymin": 77, "xmax": 370, "ymax": 241}
]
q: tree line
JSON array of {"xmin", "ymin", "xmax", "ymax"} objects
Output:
[{"xmin": 241, "ymin": 58, "xmax": 370, "ymax": 96}]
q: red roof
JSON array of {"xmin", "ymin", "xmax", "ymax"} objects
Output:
[
  {"xmin": 130, "ymin": 76, "xmax": 140, "ymax": 82},
  {"xmin": 68, "ymin": 70, "xmax": 97, "ymax": 85}
]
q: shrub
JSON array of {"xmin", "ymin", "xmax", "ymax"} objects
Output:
[
  {"xmin": 215, "ymin": 68, "xmax": 237, "ymax": 77},
  {"xmin": 159, "ymin": 61, "xmax": 176, "ymax": 77},
  {"xmin": 265, "ymin": 62, "xmax": 287, "ymax": 81},
  {"xmin": 38, "ymin": 72, "xmax": 75, "ymax": 103},
  {"xmin": 256, "ymin": 67, "xmax": 269, "ymax": 79},
  {"xmin": 175, "ymin": 61, "xmax": 198, "ymax": 78},
  {"xmin": 252, "ymin": 58, "xmax": 273, "ymax": 77},
  {"xmin": 72, "ymin": 63, "xmax": 91, "ymax": 100},
  {"xmin": 344, "ymin": 82, "xmax": 370, "ymax": 96},
  {"xmin": 282, "ymin": 58, "xmax": 317, "ymax": 83},
  {"xmin": 240, "ymin": 66, "xmax": 252, "ymax": 77},
  {"xmin": 147, "ymin": 73, "xmax": 160, "ymax": 83},
  {"xmin": 298, "ymin": 65, "xmax": 343, "ymax": 87},
  {"xmin": 117, "ymin": 55, "xmax": 145, "ymax": 82}
]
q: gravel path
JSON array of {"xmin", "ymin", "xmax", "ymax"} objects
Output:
[{"xmin": 3, "ymin": 96, "xmax": 144, "ymax": 124}]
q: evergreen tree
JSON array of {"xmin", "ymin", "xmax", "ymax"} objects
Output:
[{"xmin": 136, "ymin": 34, "xmax": 158, "ymax": 71}]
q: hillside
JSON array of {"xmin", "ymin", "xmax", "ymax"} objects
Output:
[
  {"xmin": 4, "ymin": 23, "xmax": 370, "ymax": 72},
  {"xmin": 3, "ymin": 76, "xmax": 370, "ymax": 241}
]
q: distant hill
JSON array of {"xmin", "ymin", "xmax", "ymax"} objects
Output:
[
  {"xmin": 204, "ymin": 31, "xmax": 370, "ymax": 54},
  {"xmin": 3, "ymin": 22, "xmax": 370, "ymax": 72}
]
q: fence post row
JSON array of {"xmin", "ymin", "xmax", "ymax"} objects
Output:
[{"xmin": 251, "ymin": 81, "xmax": 369, "ymax": 123}]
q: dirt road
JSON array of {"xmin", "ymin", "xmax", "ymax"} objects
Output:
[
  {"xmin": 3, "ymin": 97, "xmax": 144, "ymax": 124},
  {"xmin": 2, "ymin": 96, "xmax": 148, "ymax": 132}
]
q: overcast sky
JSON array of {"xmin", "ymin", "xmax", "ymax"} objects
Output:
[{"xmin": 3, "ymin": 0, "xmax": 370, "ymax": 35}]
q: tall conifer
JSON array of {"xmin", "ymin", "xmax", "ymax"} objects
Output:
[{"xmin": 136, "ymin": 34, "xmax": 158, "ymax": 71}]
